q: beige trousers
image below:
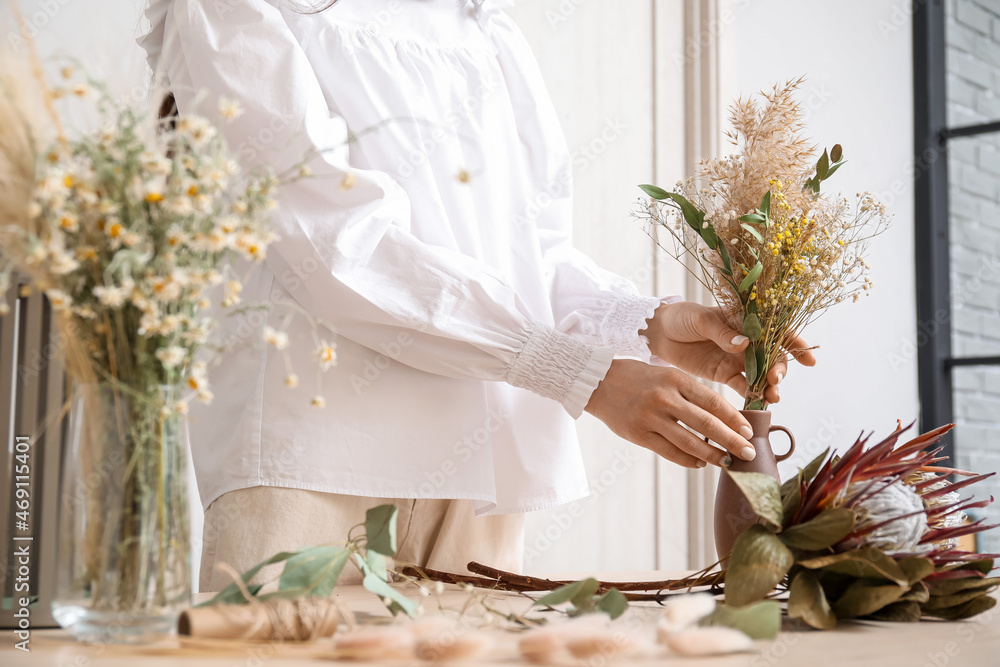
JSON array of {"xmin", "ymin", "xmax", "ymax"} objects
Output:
[{"xmin": 199, "ymin": 486, "xmax": 525, "ymax": 593}]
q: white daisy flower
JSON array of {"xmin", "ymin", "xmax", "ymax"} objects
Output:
[
  {"xmin": 155, "ymin": 346, "xmax": 186, "ymax": 369},
  {"xmin": 218, "ymin": 97, "xmax": 245, "ymax": 122}
]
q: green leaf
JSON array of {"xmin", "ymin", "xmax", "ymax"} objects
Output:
[
  {"xmin": 535, "ymin": 578, "xmax": 600, "ymax": 608},
  {"xmin": 779, "ymin": 508, "xmax": 856, "ymax": 551},
  {"xmin": 830, "ymin": 144, "xmax": 843, "ymax": 163},
  {"xmin": 825, "ymin": 160, "xmax": 845, "ymax": 180},
  {"xmin": 744, "ymin": 346, "xmax": 759, "ymax": 386},
  {"xmin": 700, "ymin": 600, "xmax": 781, "ymax": 639},
  {"xmin": 745, "ymin": 400, "xmax": 766, "ymax": 411},
  {"xmin": 922, "ymin": 588, "xmax": 998, "ymax": 610},
  {"xmin": 800, "ymin": 549, "xmax": 909, "ymax": 587},
  {"xmin": 664, "ymin": 192, "xmax": 706, "ymax": 232},
  {"xmin": 739, "ymin": 213, "xmax": 766, "ymax": 225},
  {"xmin": 739, "ymin": 262, "xmax": 763, "ymax": 293},
  {"xmin": 743, "ymin": 312, "xmax": 762, "ymax": 341},
  {"xmin": 702, "ymin": 224, "xmax": 719, "ymax": 250},
  {"xmin": 787, "ymin": 570, "xmax": 836, "ymax": 630},
  {"xmin": 868, "ymin": 600, "xmax": 921, "ymax": 622},
  {"xmin": 780, "ymin": 476, "xmax": 802, "ymax": 527},
  {"xmin": 799, "ymin": 449, "xmax": 830, "ymax": 485},
  {"xmin": 759, "ymin": 191, "xmax": 771, "ymax": 223},
  {"xmin": 816, "ymin": 149, "xmax": 830, "ymax": 180},
  {"xmin": 900, "ymin": 581, "xmax": 930, "ymax": 603},
  {"xmin": 365, "ymin": 504, "xmax": 399, "ymax": 557},
  {"xmin": 719, "ymin": 241, "xmax": 733, "ymax": 274},
  {"xmin": 754, "ymin": 347, "xmax": 766, "ymax": 385},
  {"xmin": 928, "ymin": 576, "xmax": 1000, "ymax": 597},
  {"xmin": 740, "ymin": 223, "xmax": 764, "ymax": 243},
  {"xmin": 832, "ymin": 579, "xmax": 907, "ymax": 619},
  {"xmin": 361, "ymin": 570, "xmax": 419, "ymax": 617},
  {"xmin": 595, "ymin": 589, "xmax": 629, "ymax": 619},
  {"xmin": 201, "ymin": 551, "xmax": 299, "ymax": 606},
  {"xmin": 897, "ymin": 557, "xmax": 935, "ymax": 586},
  {"xmin": 279, "ymin": 546, "xmax": 351, "ymax": 598},
  {"xmin": 922, "ymin": 594, "xmax": 996, "ymax": 620},
  {"xmin": 725, "ymin": 471, "xmax": 783, "ymax": 530},
  {"xmin": 639, "ymin": 184, "xmax": 670, "ymax": 199},
  {"xmin": 724, "ymin": 525, "xmax": 794, "ymax": 607}
]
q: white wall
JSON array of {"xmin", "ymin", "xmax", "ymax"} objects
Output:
[{"xmin": 718, "ymin": 0, "xmax": 920, "ymax": 474}]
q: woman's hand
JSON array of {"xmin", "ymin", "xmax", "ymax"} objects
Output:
[
  {"xmin": 641, "ymin": 301, "xmax": 816, "ymax": 404},
  {"xmin": 584, "ymin": 359, "xmax": 756, "ymax": 468}
]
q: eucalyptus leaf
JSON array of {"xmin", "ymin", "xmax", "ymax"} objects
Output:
[
  {"xmin": 700, "ymin": 600, "xmax": 781, "ymax": 639},
  {"xmin": 754, "ymin": 346, "xmax": 766, "ymax": 383},
  {"xmin": 830, "ymin": 144, "xmax": 843, "ymax": 163},
  {"xmin": 725, "ymin": 471, "xmax": 783, "ymax": 530},
  {"xmin": 825, "ymin": 161, "xmax": 845, "ymax": 180},
  {"xmin": 831, "ymin": 579, "xmax": 906, "ymax": 619},
  {"xmin": 744, "ymin": 346, "xmax": 759, "ymax": 386},
  {"xmin": 201, "ymin": 550, "xmax": 299, "ymax": 606},
  {"xmin": 595, "ymin": 589, "xmax": 629, "ymax": 619},
  {"xmin": 759, "ymin": 191, "xmax": 771, "ymax": 224},
  {"xmin": 739, "ymin": 262, "xmax": 763, "ymax": 293},
  {"xmin": 361, "ymin": 571, "xmax": 419, "ymax": 617},
  {"xmin": 743, "ymin": 313, "xmax": 762, "ymax": 341},
  {"xmin": 745, "ymin": 400, "xmax": 766, "ymax": 411},
  {"xmin": 741, "ymin": 224, "xmax": 764, "ymax": 243},
  {"xmin": 787, "ymin": 570, "xmax": 836, "ymax": 630},
  {"xmin": 719, "ymin": 242, "xmax": 733, "ymax": 274},
  {"xmin": 663, "ymin": 192, "xmax": 706, "ymax": 232},
  {"xmin": 535, "ymin": 578, "xmax": 600, "ymax": 608},
  {"xmin": 702, "ymin": 224, "xmax": 719, "ymax": 250},
  {"xmin": 724, "ymin": 525, "xmax": 794, "ymax": 607},
  {"xmin": 779, "ymin": 508, "xmax": 855, "ymax": 551},
  {"xmin": 639, "ymin": 184, "xmax": 670, "ymax": 200},
  {"xmin": 279, "ymin": 546, "xmax": 351, "ymax": 598},
  {"xmin": 739, "ymin": 213, "xmax": 766, "ymax": 225},
  {"xmin": 365, "ymin": 504, "xmax": 399, "ymax": 557},
  {"xmin": 816, "ymin": 149, "xmax": 830, "ymax": 180}
]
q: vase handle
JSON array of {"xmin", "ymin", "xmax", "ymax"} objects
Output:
[{"xmin": 769, "ymin": 425, "xmax": 796, "ymax": 462}]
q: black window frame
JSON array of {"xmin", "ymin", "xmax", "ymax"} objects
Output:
[{"xmin": 914, "ymin": 0, "xmax": 1000, "ymax": 461}]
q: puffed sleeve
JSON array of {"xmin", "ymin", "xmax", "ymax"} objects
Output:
[
  {"xmin": 154, "ymin": 0, "xmax": 613, "ymax": 417},
  {"xmin": 487, "ymin": 12, "xmax": 682, "ymax": 364}
]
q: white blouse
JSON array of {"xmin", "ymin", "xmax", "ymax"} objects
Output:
[{"xmin": 139, "ymin": 0, "xmax": 674, "ymax": 515}]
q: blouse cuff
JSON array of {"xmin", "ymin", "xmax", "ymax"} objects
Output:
[
  {"xmin": 600, "ymin": 294, "xmax": 683, "ymax": 363},
  {"xmin": 506, "ymin": 325, "xmax": 615, "ymax": 419}
]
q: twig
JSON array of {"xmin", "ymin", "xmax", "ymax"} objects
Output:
[
  {"xmin": 467, "ymin": 561, "xmax": 726, "ymax": 593},
  {"xmin": 399, "ymin": 563, "xmax": 726, "ymax": 605}
]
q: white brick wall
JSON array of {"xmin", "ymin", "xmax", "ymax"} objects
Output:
[{"xmin": 947, "ymin": 0, "xmax": 1000, "ymax": 553}]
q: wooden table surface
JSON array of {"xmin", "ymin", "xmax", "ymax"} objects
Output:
[{"xmin": 4, "ymin": 572, "xmax": 999, "ymax": 667}]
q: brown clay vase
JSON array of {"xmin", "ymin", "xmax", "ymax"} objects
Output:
[{"xmin": 714, "ymin": 410, "xmax": 795, "ymax": 564}]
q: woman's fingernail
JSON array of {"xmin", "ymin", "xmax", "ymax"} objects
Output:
[
  {"xmin": 731, "ymin": 335, "xmax": 749, "ymax": 346},
  {"xmin": 697, "ymin": 460, "xmax": 707, "ymax": 468},
  {"xmin": 739, "ymin": 425, "xmax": 753, "ymax": 439},
  {"xmin": 740, "ymin": 446, "xmax": 756, "ymax": 461},
  {"xmin": 777, "ymin": 372, "xmax": 784, "ymax": 383},
  {"xmin": 722, "ymin": 455, "xmax": 733, "ymax": 468}
]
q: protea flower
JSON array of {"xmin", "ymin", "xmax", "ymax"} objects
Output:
[
  {"xmin": 790, "ymin": 422, "xmax": 997, "ymax": 563},
  {"xmin": 774, "ymin": 422, "xmax": 1000, "ymax": 627},
  {"xmin": 719, "ymin": 421, "xmax": 999, "ymax": 629}
]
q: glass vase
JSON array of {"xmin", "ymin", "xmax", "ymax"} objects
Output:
[{"xmin": 52, "ymin": 382, "xmax": 191, "ymax": 643}]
